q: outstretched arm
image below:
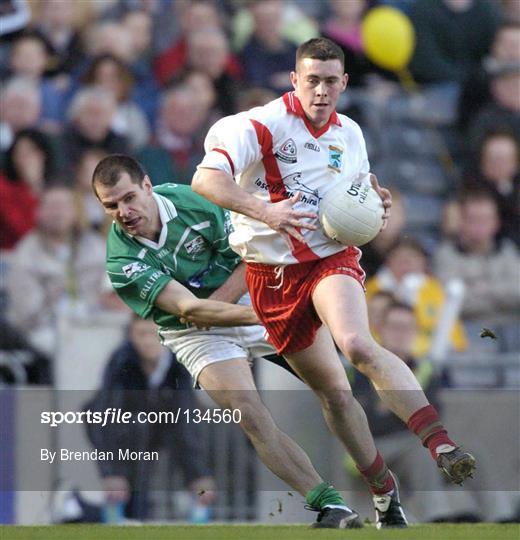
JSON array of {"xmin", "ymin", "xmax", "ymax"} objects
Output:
[
  {"xmin": 192, "ymin": 167, "xmax": 318, "ymax": 243},
  {"xmin": 154, "ymin": 279, "xmax": 259, "ymax": 327}
]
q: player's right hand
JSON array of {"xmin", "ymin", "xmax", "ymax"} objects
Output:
[{"xmin": 261, "ymin": 191, "xmax": 318, "ymax": 243}]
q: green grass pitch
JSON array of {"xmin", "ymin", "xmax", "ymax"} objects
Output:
[{"xmin": 1, "ymin": 524, "xmax": 519, "ymax": 540}]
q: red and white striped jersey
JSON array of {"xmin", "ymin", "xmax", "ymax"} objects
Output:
[{"xmin": 198, "ymin": 91, "xmax": 371, "ymax": 265}]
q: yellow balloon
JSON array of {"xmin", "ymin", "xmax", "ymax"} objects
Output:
[{"xmin": 361, "ymin": 6, "xmax": 415, "ymax": 72}]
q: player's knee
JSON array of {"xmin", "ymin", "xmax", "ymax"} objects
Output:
[{"xmin": 339, "ymin": 333, "xmax": 377, "ymax": 368}]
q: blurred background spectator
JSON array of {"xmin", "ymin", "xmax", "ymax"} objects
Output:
[
  {"xmin": 61, "ymin": 86, "xmax": 130, "ymax": 174},
  {"xmin": 461, "ymin": 128, "xmax": 519, "ymax": 246},
  {"xmin": 0, "ymin": 128, "xmax": 56, "ymax": 250},
  {"xmin": 73, "ymin": 148, "xmax": 111, "ymax": 233},
  {"xmin": 408, "ymin": 0, "xmax": 501, "ymax": 86},
  {"xmin": 6, "ymin": 186, "xmax": 110, "ymax": 358},
  {"xmin": 137, "ymin": 82, "xmax": 211, "ymax": 184},
  {"xmin": 81, "ymin": 54, "xmax": 151, "ymax": 149},
  {"xmin": 239, "ymin": 0, "xmax": 296, "ymax": 94},
  {"xmin": 84, "ymin": 315, "xmax": 215, "ymax": 521},
  {"xmin": 458, "ymin": 21, "xmax": 520, "ymax": 133},
  {"xmin": 434, "ymin": 190, "xmax": 520, "ymax": 352},
  {"xmin": 0, "ymin": 77, "xmax": 41, "ymax": 152},
  {"xmin": 366, "ymin": 238, "xmax": 467, "ymax": 358}
]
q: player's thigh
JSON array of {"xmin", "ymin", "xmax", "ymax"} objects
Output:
[
  {"xmin": 312, "ymin": 273, "xmax": 372, "ymax": 344},
  {"xmin": 283, "ymin": 325, "xmax": 352, "ymax": 393}
]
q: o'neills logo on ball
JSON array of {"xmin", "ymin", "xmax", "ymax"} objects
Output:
[
  {"xmin": 347, "ymin": 182, "xmax": 369, "ymax": 203},
  {"xmin": 275, "ymin": 138, "xmax": 297, "ymax": 163}
]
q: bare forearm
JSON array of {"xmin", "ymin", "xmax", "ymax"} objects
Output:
[
  {"xmin": 181, "ymin": 300, "xmax": 258, "ymax": 327},
  {"xmin": 208, "ymin": 262, "xmax": 247, "ymax": 303},
  {"xmin": 155, "ymin": 280, "xmax": 259, "ymax": 326},
  {"xmin": 193, "ymin": 168, "xmax": 267, "ymax": 221}
]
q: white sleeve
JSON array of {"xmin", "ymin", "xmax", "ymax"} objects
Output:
[
  {"xmin": 354, "ymin": 122, "xmax": 371, "ymax": 183},
  {"xmin": 198, "ymin": 114, "xmax": 262, "ymax": 178}
]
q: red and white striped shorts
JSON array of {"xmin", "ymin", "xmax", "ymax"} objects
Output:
[{"xmin": 245, "ymin": 248, "xmax": 365, "ymax": 355}]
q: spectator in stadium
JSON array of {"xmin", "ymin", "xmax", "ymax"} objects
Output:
[
  {"xmin": 153, "ymin": 0, "xmax": 228, "ymax": 86},
  {"xmin": 0, "ymin": 77, "xmax": 41, "ymax": 152},
  {"xmin": 32, "ymin": 0, "xmax": 87, "ymax": 77},
  {"xmin": 121, "ymin": 9, "xmax": 155, "ymax": 67},
  {"xmin": 85, "ymin": 315, "xmax": 215, "ymax": 520},
  {"xmin": 73, "ymin": 148, "xmax": 111, "ymax": 233},
  {"xmin": 185, "ymin": 29, "xmax": 241, "ymax": 115},
  {"xmin": 240, "ymin": 0, "xmax": 297, "ymax": 94},
  {"xmin": 350, "ymin": 301, "xmax": 459, "ymax": 522},
  {"xmin": 434, "ymin": 189, "xmax": 520, "ymax": 352},
  {"xmin": 458, "ymin": 21, "xmax": 520, "ymax": 132},
  {"xmin": 462, "ymin": 128, "xmax": 519, "ymax": 246},
  {"xmin": 166, "ymin": 68, "xmax": 218, "ymax": 121},
  {"xmin": 70, "ymin": 19, "xmax": 159, "ymax": 128},
  {"xmin": 6, "ymin": 32, "xmax": 67, "ymax": 128},
  {"xmin": 61, "ymin": 87, "xmax": 130, "ymax": 175},
  {"xmin": 0, "ymin": 129, "xmax": 56, "ymax": 250},
  {"xmin": 137, "ymin": 83, "xmax": 211, "ymax": 185},
  {"xmin": 366, "ymin": 238, "xmax": 467, "ymax": 358},
  {"xmin": 466, "ymin": 63, "xmax": 520, "ymax": 153},
  {"xmin": 193, "ymin": 37, "xmax": 476, "ymax": 529},
  {"xmin": 6, "ymin": 185, "xmax": 110, "ymax": 357},
  {"xmin": 82, "ymin": 54, "xmax": 151, "ymax": 149},
  {"xmin": 408, "ymin": 0, "xmax": 501, "ymax": 85},
  {"xmin": 360, "ymin": 189, "xmax": 406, "ymax": 278}
]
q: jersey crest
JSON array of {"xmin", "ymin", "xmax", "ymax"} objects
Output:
[
  {"xmin": 275, "ymin": 138, "xmax": 297, "ymax": 164},
  {"xmin": 327, "ymin": 145, "xmax": 343, "ymax": 173}
]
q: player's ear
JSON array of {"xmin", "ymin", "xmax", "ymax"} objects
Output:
[
  {"xmin": 290, "ymin": 70, "xmax": 298, "ymax": 90},
  {"xmin": 341, "ymin": 73, "xmax": 348, "ymax": 92},
  {"xmin": 143, "ymin": 175, "xmax": 153, "ymax": 194}
]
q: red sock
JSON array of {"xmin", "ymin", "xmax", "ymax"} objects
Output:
[
  {"xmin": 357, "ymin": 451, "xmax": 395, "ymax": 495},
  {"xmin": 407, "ymin": 404, "xmax": 455, "ymax": 459}
]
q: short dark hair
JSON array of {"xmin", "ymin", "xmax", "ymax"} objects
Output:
[
  {"xmin": 296, "ymin": 38, "xmax": 344, "ymax": 70},
  {"xmin": 92, "ymin": 154, "xmax": 146, "ymax": 194},
  {"xmin": 5, "ymin": 128, "xmax": 55, "ymax": 182},
  {"xmin": 458, "ymin": 186, "xmax": 498, "ymax": 209}
]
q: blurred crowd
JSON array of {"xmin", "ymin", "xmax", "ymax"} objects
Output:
[{"xmin": 0, "ymin": 0, "xmax": 519, "ymax": 387}]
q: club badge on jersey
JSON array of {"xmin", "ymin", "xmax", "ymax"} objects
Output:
[
  {"xmin": 328, "ymin": 145, "xmax": 343, "ymax": 173},
  {"xmin": 275, "ymin": 138, "xmax": 298, "ymax": 163}
]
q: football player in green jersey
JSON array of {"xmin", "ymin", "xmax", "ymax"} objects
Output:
[{"xmin": 92, "ymin": 154, "xmax": 359, "ymax": 528}]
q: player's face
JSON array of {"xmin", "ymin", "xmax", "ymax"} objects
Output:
[
  {"xmin": 290, "ymin": 58, "xmax": 348, "ymax": 129},
  {"xmin": 96, "ymin": 173, "xmax": 158, "ymax": 238}
]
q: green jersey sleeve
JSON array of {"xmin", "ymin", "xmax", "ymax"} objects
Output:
[
  {"xmin": 106, "ymin": 256, "xmax": 172, "ymax": 319},
  {"xmin": 209, "ymin": 206, "xmax": 241, "ymax": 268}
]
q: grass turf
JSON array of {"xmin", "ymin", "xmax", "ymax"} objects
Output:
[{"xmin": 1, "ymin": 524, "xmax": 519, "ymax": 540}]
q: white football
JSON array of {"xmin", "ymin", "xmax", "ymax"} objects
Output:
[{"xmin": 319, "ymin": 180, "xmax": 384, "ymax": 246}]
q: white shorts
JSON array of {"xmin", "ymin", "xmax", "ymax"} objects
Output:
[{"xmin": 159, "ymin": 323, "xmax": 276, "ymax": 385}]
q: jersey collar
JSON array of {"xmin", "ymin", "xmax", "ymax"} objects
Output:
[
  {"xmin": 283, "ymin": 91, "xmax": 341, "ymax": 138},
  {"xmin": 132, "ymin": 192, "xmax": 178, "ymax": 250}
]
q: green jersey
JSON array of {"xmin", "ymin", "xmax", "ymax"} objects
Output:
[{"xmin": 106, "ymin": 183, "xmax": 241, "ymax": 329}]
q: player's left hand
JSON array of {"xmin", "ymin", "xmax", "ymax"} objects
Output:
[{"xmin": 370, "ymin": 174, "xmax": 391, "ymax": 230}]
